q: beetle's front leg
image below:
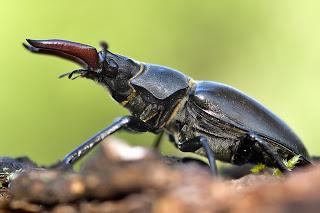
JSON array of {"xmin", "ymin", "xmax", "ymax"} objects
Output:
[
  {"xmin": 51, "ymin": 116, "xmax": 151, "ymax": 168},
  {"xmin": 178, "ymin": 136, "xmax": 218, "ymax": 175}
]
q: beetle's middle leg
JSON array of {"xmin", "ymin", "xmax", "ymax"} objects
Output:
[
  {"xmin": 152, "ymin": 132, "xmax": 176, "ymax": 151},
  {"xmin": 152, "ymin": 131, "xmax": 164, "ymax": 150},
  {"xmin": 178, "ymin": 136, "xmax": 218, "ymax": 175}
]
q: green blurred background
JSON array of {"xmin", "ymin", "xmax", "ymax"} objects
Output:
[{"xmin": 1, "ymin": 1, "xmax": 320, "ymax": 165}]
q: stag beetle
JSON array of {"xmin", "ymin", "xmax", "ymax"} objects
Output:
[{"xmin": 23, "ymin": 39, "xmax": 311, "ymax": 175}]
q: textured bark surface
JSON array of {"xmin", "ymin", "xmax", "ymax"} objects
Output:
[{"xmin": 0, "ymin": 138, "xmax": 318, "ymax": 213}]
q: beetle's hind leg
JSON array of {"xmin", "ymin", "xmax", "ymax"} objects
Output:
[
  {"xmin": 178, "ymin": 136, "xmax": 218, "ymax": 175},
  {"xmin": 243, "ymin": 132, "xmax": 289, "ymax": 172}
]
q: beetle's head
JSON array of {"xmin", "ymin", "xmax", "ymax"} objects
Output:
[{"xmin": 23, "ymin": 39, "xmax": 141, "ymax": 102}]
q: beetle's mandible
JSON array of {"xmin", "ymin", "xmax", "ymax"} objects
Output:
[{"xmin": 23, "ymin": 39, "xmax": 311, "ymax": 175}]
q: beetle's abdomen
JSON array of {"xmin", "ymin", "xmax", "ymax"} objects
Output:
[{"xmin": 191, "ymin": 81, "xmax": 309, "ymax": 158}]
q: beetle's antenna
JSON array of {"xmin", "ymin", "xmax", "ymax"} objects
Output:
[{"xmin": 58, "ymin": 69, "xmax": 88, "ymax": 80}]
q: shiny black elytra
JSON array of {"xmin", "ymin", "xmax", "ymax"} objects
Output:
[{"xmin": 23, "ymin": 39, "xmax": 311, "ymax": 175}]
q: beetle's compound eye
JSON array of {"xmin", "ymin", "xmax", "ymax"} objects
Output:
[{"xmin": 103, "ymin": 59, "xmax": 118, "ymax": 78}]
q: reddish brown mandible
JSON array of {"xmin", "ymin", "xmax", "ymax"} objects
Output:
[{"xmin": 23, "ymin": 39, "xmax": 100, "ymax": 69}]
